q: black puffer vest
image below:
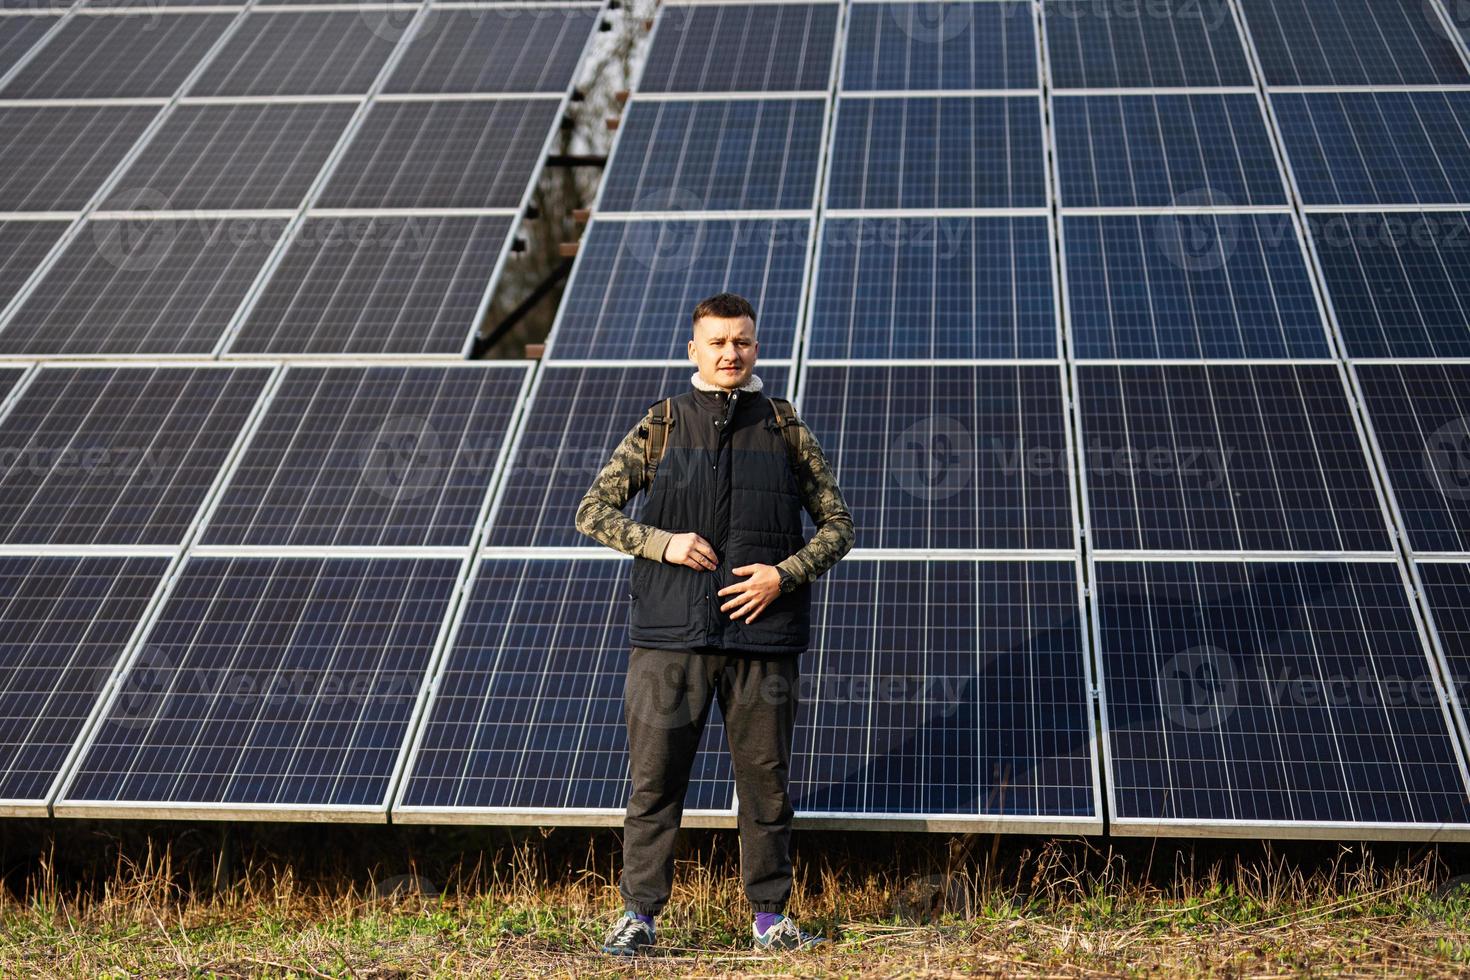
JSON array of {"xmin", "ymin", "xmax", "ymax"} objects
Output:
[{"xmin": 629, "ymin": 385, "xmax": 810, "ymax": 654}]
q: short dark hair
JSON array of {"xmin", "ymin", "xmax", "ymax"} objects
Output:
[{"xmin": 691, "ymin": 292, "xmax": 756, "ymax": 331}]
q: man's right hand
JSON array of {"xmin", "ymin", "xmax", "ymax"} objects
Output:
[{"xmin": 662, "ymin": 532, "xmax": 719, "ymax": 571}]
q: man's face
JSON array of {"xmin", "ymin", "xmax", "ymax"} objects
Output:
[{"xmin": 688, "ymin": 314, "xmax": 757, "ymax": 390}]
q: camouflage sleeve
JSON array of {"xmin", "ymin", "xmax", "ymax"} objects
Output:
[
  {"xmin": 573, "ymin": 410, "xmax": 674, "ymax": 562},
  {"xmin": 776, "ymin": 414, "xmax": 854, "ymax": 585}
]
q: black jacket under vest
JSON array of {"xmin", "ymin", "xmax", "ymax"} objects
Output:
[{"xmin": 630, "ymin": 385, "xmax": 810, "ymax": 654}]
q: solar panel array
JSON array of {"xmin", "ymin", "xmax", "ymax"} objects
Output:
[
  {"xmin": 0, "ymin": 0, "xmax": 597, "ymax": 819},
  {"xmin": 4, "ymin": 0, "xmax": 1470, "ymax": 838}
]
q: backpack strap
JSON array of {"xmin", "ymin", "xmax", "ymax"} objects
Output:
[
  {"xmin": 766, "ymin": 396, "xmax": 803, "ymax": 469},
  {"xmin": 642, "ymin": 397, "xmax": 673, "ymax": 483}
]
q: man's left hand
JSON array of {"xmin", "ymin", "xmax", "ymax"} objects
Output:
[{"xmin": 717, "ymin": 564, "xmax": 781, "ymax": 623}]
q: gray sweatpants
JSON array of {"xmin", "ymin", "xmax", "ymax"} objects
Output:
[{"xmin": 618, "ymin": 645, "xmax": 801, "ymax": 916}]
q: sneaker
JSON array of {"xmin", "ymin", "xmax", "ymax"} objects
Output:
[
  {"xmin": 751, "ymin": 913, "xmax": 826, "ymax": 950},
  {"xmin": 600, "ymin": 910, "xmax": 655, "ymax": 956}
]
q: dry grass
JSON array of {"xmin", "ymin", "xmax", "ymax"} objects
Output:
[{"xmin": 3, "ymin": 825, "xmax": 1470, "ymax": 977}]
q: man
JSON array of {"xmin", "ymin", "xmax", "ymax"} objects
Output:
[{"xmin": 575, "ymin": 291, "xmax": 854, "ymax": 955}]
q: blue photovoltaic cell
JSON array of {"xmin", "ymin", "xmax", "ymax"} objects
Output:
[
  {"xmin": 792, "ymin": 559, "xmax": 1095, "ymax": 821},
  {"xmin": 807, "ymin": 215, "xmax": 1057, "ymax": 360},
  {"xmin": 0, "ymin": 104, "xmax": 160, "ymax": 212},
  {"xmin": 642, "ymin": 2, "xmax": 838, "ymax": 93},
  {"xmin": 1096, "ymin": 560, "xmax": 1470, "ymax": 829},
  {"xmin": 486, "ymin": 365, "xmax": 790, "ymax": 549},
  {"xmin": 1053, "ymin": 94, "xmax": 1286, "ymax": 208},
  {"xmin": 798, "ymin": 365, "xmax": 1074, "ymax": 551},
  {"xmin": 598, "ymin": 99, "xmax": 825, "ymax": 213},
  {"xmin": 549, "ymin": 218, "xmax": 809, "ymax": 361},
  {"xmin": 0, "ymin": 555, "xmax": 169, "ymax": 806},
  {"xmin": 1238, "ymin": 0, "xmax": 1469, "ymax": 86},
  {"xmin": 827, "ymin": 96, "xmax": 1046, "ymax": 210},
  {"xmin": 1043, "ymin": 0, "xmax": 1252, "ymax": 88},
  {"xmin": 0, "ymin": 366, "xmax": 271, "ymax": 547},
  {"xmin": 228, "ymin": 214, "xmax": 515, "ymax": 357},
  {"xmin": 396, "ymin": 558, "xmax": 734, "ymax": 814},
  {"xmin": 1306, "ymin": 211, "xmax": 1470, "ymax": 359},
  {"xmin": 1417, "ymin": 562, "xmax": 1470, "ymax": 712},
  {"xmin": 1064, "ymin": 212, "xmax": 1330, "ymax": 360},
  {"xmin": 1354, "ymin": 364, "xmax": 1470, "ymax": 555},
  {"xmin": 842, "ymin": 2, "xmax": 1036, "ymax": 91},
  {"xmin": 0, "ymin": 216, "xmax": 288, "ymax": 356},
  {"xmin": 1273, "ymin": 91, "xmax": 1470, "ymax": 207},
  {"xmin": 382, "ymin": 5, "xmax": 600, "ymax": 94},
  {"xmin": 1077, "ymin": 364, "xmax": 1392, "ymax": 553},
  {"xmin": 200, "ymin": 365, "xmax": 527, "ymax": 549},
  {"xmin": 62, "ymin": 556, "xmax": 461, "ymax": 811}
]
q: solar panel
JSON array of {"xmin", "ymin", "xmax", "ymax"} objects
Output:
[
  {"xmin": 808, "ymin": 216, "xmax": 1057, "ymax": 360},
  {"xmin": 798, "ymin": 365, "xmax": 1074, "ymax": 552},
  {"xmin": 841, "ymin": 1, "xmax": 1036, "ymax": 91},
  {"xmin": 199, "ymin": 364, "xmax": 529, "ymax": 549},
  {"xmin": 108, "ymin": 102, "xmax": 356, "ymax": 212},
  {"xmin": 0, "ymin": 15, "xmax": 60, "ymax": 79},
  {"xmin": 1043, "ymin": 0, "xmax": 1252, "ymax": 89},
  {"xmin": 383, "ymin": 5, "xmax": 602, "ymax": 94},
  {"xmin": 1417, "ymin": 561, "xmax": 1470, "ymax": 717},
  {"xmin": 597, "ymin": 98, "xmax": 826, "ymax": 213},
  {"xmin": 791, "ymin": 558, "xmax": 1098, "ymax": 826},
  {"xmin": 58, "ymin": 555, "xmax": 461, "ymax": 817},
  {"xmin": 1237, "ymin": 0, "xmax": 1469, "ymax": 86},
  {"xmin": 0, "ymin": 220, "xmax": 68, "ymax": 310},
  {"xmin": 486, "ymin": 364, "xmax": 791, "ymax": 549},
  {"xmin": 1064, "ymin": 212, "xmax": 1330, "ymax": 360},
  {"xmin": 1077, "ymin": 364, "xmax": 1392, "ymax": 553},
  {"xmin": 185, "ymin": 10, "xmax": 399, "ymax": 97},
  {"xmin": 227, "ymin": 214, "xmax": 514, "ymax": 356},
  {"xmin": 1272, "ymin": 91, "xmax": 1470, "ymax": 207},
  {"xmin": 314, "ymin": 98, "xmax": 561, "ymax": 210},
  {"xmin": 0, "ymin": 105, "xmax": 159, "ymax": 212},
  {"xmin": 546, "ymin": 218, "xmax": 810, "ymax": 362},
  {"xmin": 395, "ymin": 557, "xmax": 735, "ymax": 819},
  {"xmin": 0, "ymin": 216, "xmax": 289, "ymax": 356},
  {"xmin": 641, "ymin": 2, "xmax": 837, "ymax": 94},
  {"xmin": 1052, "ymin": 94, "xmax": 1286, "ymax": 209},
  {"xmin": 0, "ymin": 12, "xmax": 237, "ymax": 98},
  {"xmin": 1354, "ymin": 363, "xmax": 1470, "ymax": 555},
  {"xmin": 826, "ymin": 95, "xmax": 1046, "ymax": 210},
  {"xmin": 1094, "ymin": 559, "xmax": 1470, "ymax": 835},
  {"xmin": 0, "ymin": 365, "xmax": 271, "ymax": 547},
  {"xmin": 1306, "ymin": 211, "xmax": 1470, "ymax": 359},
  {"xmin": 0, "ymin": 555, "xmax": 168, "ymax": 812}
]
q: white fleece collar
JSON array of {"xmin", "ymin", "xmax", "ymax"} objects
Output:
[{"xmin": 690, "ymin": 371, "xmax": 763, "ymax": 393}]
